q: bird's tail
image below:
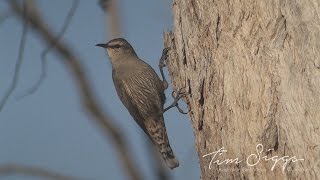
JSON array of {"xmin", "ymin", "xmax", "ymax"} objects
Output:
[
  {"xmin": 146, "ymin": 117, "xmax": 179, "ymax": 169},
  {"xmin": 161, "ymin": 147, "xmax": 179, "ymax": 169}
]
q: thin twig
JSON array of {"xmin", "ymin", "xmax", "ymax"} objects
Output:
[
  {"xmin": 0, "ymin": 1, "xmax": 28, "ymax": 111},
  {"xmin": 17, "ymin": 0, "xmax": 79, "ymax": 99},
  {"xmin": 8, "ymin": 1, "xmax": 143, "ymax": 180},
  {"xmin": 0, "ymin": 164, "xmax": 81, "ymax": 180}
]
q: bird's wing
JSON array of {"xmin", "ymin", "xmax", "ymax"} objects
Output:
[
  {"xmin": 112, "ymin": 66, "xmax": 164, "ymax": 136},
  {"xmin": 140, "ymin": 63, "xmax": 166, "ymax": 107},
  {"xmin": 112, "ymin": 72, "xmax": 147, "ymax": 133}
]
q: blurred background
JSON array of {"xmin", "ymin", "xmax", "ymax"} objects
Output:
[{"xmin": 0, "ymin": 1, "xmax": 199, "ymax": 179}]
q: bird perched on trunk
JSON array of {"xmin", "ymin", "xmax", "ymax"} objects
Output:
[{"xmin": 96, "ymin": 38, "xmax": 186, "ymax": 169}]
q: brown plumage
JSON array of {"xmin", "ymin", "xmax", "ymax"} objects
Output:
[{"xmin": 96, "ymin": 38, "xmax": 179, "ymax": 169}]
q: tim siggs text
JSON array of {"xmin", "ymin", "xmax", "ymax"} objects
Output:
[{"xmin": 202, "ymin": 144, "xmax": 304, "ymax": 171}]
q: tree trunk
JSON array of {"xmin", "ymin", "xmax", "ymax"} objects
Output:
[{"xmin": 164, "ymin": 0, "xmax": 320, "ymax": 179}]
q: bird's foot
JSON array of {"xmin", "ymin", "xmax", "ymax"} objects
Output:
[
  {"xmin": 159, "ymin": 47, "xmax": 170, "ymax": 90},
  {"xmin": 164, "ymin": 88, "xmax": 190, "ymax": 114}
]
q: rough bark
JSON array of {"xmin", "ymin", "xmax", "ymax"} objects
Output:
[{"xmin": 164, "ymin": 0, "xmax": 320, "ymax": 179}]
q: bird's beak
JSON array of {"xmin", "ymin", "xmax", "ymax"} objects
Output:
[{"xmin": 95, "ymin": 43, "xmax": 108, "ymax": 48}]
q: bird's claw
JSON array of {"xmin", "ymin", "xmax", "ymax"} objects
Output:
[
  {"xmin": 164, "ymin": 88, "xmax": 190, "ymax": 114},
  {"xmin": 176, "ymin": 102, "xmax": 190, "ymax": 114},
  {"xmin": 159, "ymin": 47, "xmax": 170, "ymax": 90},
  {"xmin": 159, "ymin": 47, "xmax": 170, "ymax": 68}
]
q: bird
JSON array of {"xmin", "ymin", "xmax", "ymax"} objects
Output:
[{"xmin": 96, "ymin": 38, "xmax": 179, "ymax": 169}]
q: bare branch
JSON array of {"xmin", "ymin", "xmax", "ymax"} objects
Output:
[
  {"xmin": 17, "ymin": 0, "xmax": 79, "ymax": 99},
  {"xmin": 0, "ymin": 164, "xmax": 81, "ymax": 180},
  {"xmin": 0, "ymin": 1, "xmax": 28, "ymax": 111},
  {"xmin": 8, "ymin": 1, "xmax": 143, "ymax": 180},
  {"xmin": 99, "ymin": 0, "xmax": 121, "ymax": 38}
]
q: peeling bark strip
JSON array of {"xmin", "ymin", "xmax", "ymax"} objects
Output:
[{"xmin": 165, "ymin": 0, "xmax": 320, "ymax": 179}]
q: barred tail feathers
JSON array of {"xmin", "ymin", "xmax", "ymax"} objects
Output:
[
  {"xmin": 145, "ymin": 116, "xmax": 179, "ymax": 169},
  {"xmin": 163, "ymin": 149, "xmax": 179, "ymax": 169}
]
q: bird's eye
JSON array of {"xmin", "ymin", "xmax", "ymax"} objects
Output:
[{"xmin": 112, "ymin": 44, "xmax": 121, "ymax": 49}]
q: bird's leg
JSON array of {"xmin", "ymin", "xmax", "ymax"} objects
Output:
[
  {"xmin": 164, "ymin": 88, "xmax": 190, "ymax": 114},
  {"xmin": 159, "ymin": 47, "xmax": 169, "ymax": 90}
]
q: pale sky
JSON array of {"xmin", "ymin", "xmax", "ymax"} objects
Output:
[{"xmin": 0, "ymin": 1, "xmax": 199, "ymax": 180}]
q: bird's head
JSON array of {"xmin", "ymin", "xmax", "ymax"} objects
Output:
[{"xmin": 96, "ymin": 38, "xmax": 137, "ymax": 61}]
